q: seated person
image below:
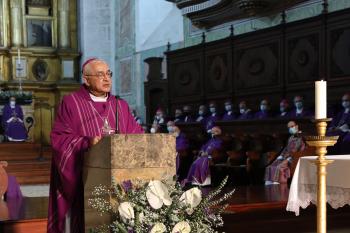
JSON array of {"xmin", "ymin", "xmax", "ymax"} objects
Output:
[
  {"xmin": 264, "ymin": 121, "xmax": 305, "ymax": 185},
  {"xmin": 205, "ymin": 102, "xmax": 220, "ymax": 132},
  {"xmin": 289, "ymin": 95, "xmax": 313, "ymax": 118},
  {"xmin": 167, "ymin": 121, "xmax": 191, "ymax": 182},
  {"xmin": 150, "ymin": 123, "xmax": 162, "ymax": 133},
  {"xmin": 254, "ymin": 99, "xmax": 272, "ymax": 119},
  {"xmin": 173, "ymin": 108, "xmax": 184, "ymax": 123},
  {"xmin": 1, "ymin": 96, "xmax": 27, "ymax": 141},
  {"xmin": 152, "ymin": 108, "xmax": 166, "ymax": 125},
  {"xmin": 182, "ymin": 105, "xmax": 194, "ymax": 123},
  {"xmin": 130, "ymin": 108, "xmax": 142, "ymax": 125},
  {"xmin": 278, "ymin": 99, "xmax": 291, "ymax": 118},
  {"xmin": 195, "ymin": 105, "xmax": 208, "ymax": 124},
  {"xmin": 237, "ymin": 100, "xmax": 254, "ymax": 120},
  {"xmin": 327, "ymin": 93, "xmax": 350, "ymax": 154},
  {"xmin": 184, "ymin": 126, "xmax": 224, "ymax": 186},
  {"xmin": 222, "ymin": 100, "xmax": 235, "ymax": 121}
]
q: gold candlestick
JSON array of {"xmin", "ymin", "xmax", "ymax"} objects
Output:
[{"xmin": 305, "ymin": 118, "xmax": 338, "ymax": 233}]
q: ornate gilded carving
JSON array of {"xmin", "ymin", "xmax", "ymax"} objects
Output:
[{"xmin": 32, "ymin": 59, "xmax": 49, "ymax": 81}]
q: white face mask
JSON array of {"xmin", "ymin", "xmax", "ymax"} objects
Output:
[
  {"xmin": 150, "ymin": 128, "xmax": 156, "ymax": 134},
  {"xmin": 239, "ymin": 108, "xmax": 245, "ymax": 114},
  {"xmin": 10, "ymin": 101, "xmax": 16, "ymax": 106},
  {"xmin": 225, "ymin": 105, "xmax": 232, "ymax": 111}
]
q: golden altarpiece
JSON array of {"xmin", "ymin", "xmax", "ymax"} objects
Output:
[{"xmin": 0, "ymin": 0, "xmax": 80, "ymax": 144}]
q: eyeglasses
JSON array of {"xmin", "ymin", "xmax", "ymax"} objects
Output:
[{"xmin": 84, "ymin": 70, "xmax": 113, "ymax": 80}]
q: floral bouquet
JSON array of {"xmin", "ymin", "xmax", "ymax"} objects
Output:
[{"xmin": 88, "ymin": 176, "xmax": 234, "ymax": 233}]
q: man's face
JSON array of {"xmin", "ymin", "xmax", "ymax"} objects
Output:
[{"xmin": 83, "ymin": 61, "xmax": 112, "ymax": 94}]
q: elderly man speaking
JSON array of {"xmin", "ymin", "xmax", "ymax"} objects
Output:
[{"xmin": 47, "ymin": 58, "xmax": 143, "ymax": 233}]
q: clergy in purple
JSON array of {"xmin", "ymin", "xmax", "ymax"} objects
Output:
[
  {"xmin": 184, "ymin": 126, "xmax": 223, "ymax": 186},
  {"xmin": 1, "ymin": 96, "xmax": 27, "ymax": 141},
  {"xmin": 47, "ymin": 59, "xmax": 143, "ymax": 233}
]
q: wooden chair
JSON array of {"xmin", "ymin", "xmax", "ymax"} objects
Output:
[{"xmin": 290, "ymin": 146, "xmax": 315, "ymax": 177}]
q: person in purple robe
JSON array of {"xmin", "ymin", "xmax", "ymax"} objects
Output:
[
  {"xmin": 278, "ymin": 99, "xmax": 291, "ymax": 118},
  {"xmin": 222, "ymin": 100, "xmax": 235, "ymax": 121},
  {"xmin": 327, "ymin": 93, "xmax": 350, "ymax": 154},
  {"xmin": 289, "ymin": 95, "xmax": 313, "ymax": 118},
  {"xmin": 265, "ymin": 121, "xmax": 305, "ymax": 185},
  {"xmin": 167, "ymin": 121, "xmax": 191, "ymax": 181},
  {"xmin": 47, "ymin": 58, "xmax": 143, "ymax": 233},
  {"xmin": 1, "ymin": 96, "xmax": 27, "ymax": 141},
  {"xmin": 195, "ymin": 105, "xmax": 208, "ymax": 125},
  {"xmin": 206, "ymin": 102, "xmax": 220, "ymax": 132},
  {"xmin": 182, "ymin": 105, "xmax": 194, "ymax": 123},
  {"xmin": 254, "ymin": 99, "xmax": 272, "ymax": 119},
  {"xmin": 237, "ymin": 100, "xmax": 254, "ymax": 120},
  {"xmin": 184, "ymin": 126, "xmax": 223, "ymax": 186},
  {"xmin": 173, "ymin": 108, "xmax": 184, "ymax": 123}
]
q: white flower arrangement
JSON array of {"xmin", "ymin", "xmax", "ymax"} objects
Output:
[{"xmin": 88, "ymin": 177, "xmax": 234, "ymax": 233}]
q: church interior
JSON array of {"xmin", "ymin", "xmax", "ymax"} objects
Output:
[{"xmin": 1, "ymin": 0, "xmax": 350, "ymax": 232}]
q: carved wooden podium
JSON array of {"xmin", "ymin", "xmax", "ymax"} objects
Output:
[{"xmin": 83, "ymin": 134, "xmax": 176, "ymax": 232}]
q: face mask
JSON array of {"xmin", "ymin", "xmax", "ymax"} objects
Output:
[
  {"xmin": 198, "ymin": 110, "xmax": 204, "ymax": 116},
  {"xmin": 10, "ymin": 101, "xmax": 16, "ymax": 106},
  {"xmin": 260, "ymin": 105, "xmax": 267, "ymax": 111},
  {"xmin": 280, "ymin": 106, "xmax": 285, "ymax": 112},
  {"xmin": 167, "ymin": 126, "xmax": 174, "ymax": 133},
  {"xmin": 289, "ymin": 127, "xmax": 298, "ymax": 135},
  {"xmin": 239, "ymin": 108, "xmax": 245, "ymax": 114},
  {"xmin": 150, "ymin": 128, "xmax": 156, "ymax": 134},
  {"xmin": 295, "ymin": 102, "xmax": 303, "ymax": 110},
  {"xmin": 209, "ymin": 107, "xmax": 216, "ymax": 113},
  {"xmin": 225, "ymin": 105, "xmax": 232, "ymax": 111},
  {"xmin": 342, "ymin": 101, "xmax": 350, "ymax": 109}
]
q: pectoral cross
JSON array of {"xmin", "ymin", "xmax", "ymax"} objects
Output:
[{"xmin": 102, "ymin": 118, "xmax": 112, "ymax": 135}]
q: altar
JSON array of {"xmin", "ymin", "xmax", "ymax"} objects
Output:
[{"xmin": 287, "ymin": 155, "xmax": 350, "ymax": 216}]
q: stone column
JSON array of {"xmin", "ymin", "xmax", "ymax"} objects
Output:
[
  {"xmin": 58, "ymin": 0, "xmax": 70, "ymax": 48},
  {"xmin": 10, "ymin": 0, "xmax": 22, "ymax": 46}
]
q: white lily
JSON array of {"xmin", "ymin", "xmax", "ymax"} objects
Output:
[
  {"xmin": 118, "ymin": 202, "xmax": 134, "ymax": 220},
  {"xmin": 146, "ymin": 180, "xmax": 172, "ymax": 209},
  {"xmin": 179, "ymin": 187, "xmax": 202, "ymax": 215},
  {"xmin": 171, "ymin": 221, "xmax": 191, "ymax": 233},
  {"xmin": 150, "ymin": 222, "xmax": 166, "ymax": 233}
]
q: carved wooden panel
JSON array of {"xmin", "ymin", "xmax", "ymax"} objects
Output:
[
  {"xmin": 286, "ymin": 33, "xmax": 320, "ymax": 84},
  {"xmin": 205, "ymin": 42, "xmax": 232, "ymax": 97},
  {"xmin": 168, "ymin": 52, "xmax": 202, "ymax": 102},
  {"xmin": 329, "ymin": 27, "xmax": 350, "ymax": 79},
  {"xmin": 235, "ymin": 41, "xmax": 280, "ymax": 93}
]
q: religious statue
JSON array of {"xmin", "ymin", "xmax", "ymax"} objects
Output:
[
  {"xmin": 222, "ymin": 100, "xmax": 235, "ymax": 121},
  {"xmin": 1, "ymin": 96, "xmax": 27, "ymax": 141},
  {"xmin": 264, "ymin": 121, "xmax": 305, "ymax": 185}
]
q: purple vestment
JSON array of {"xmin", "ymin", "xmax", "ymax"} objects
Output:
[
  {"xmin": 265, "ymin": 135, "xmax": 305, "ymax": 183},
  {"xmin": 254, "ymin": 111, "xmax": 272, "ymax": 119},
  {"xmin": 48, "ymin": 86, "xmax": 143, "ymax": 233},
  {"xmin": 206, "ymin": 114, "xmax": 220, "ymax": 131},
  {"xmin": 289, "ymin": 108, "xmax": 313, "ymax": 118},
  {"xmin": 1, "ymin": 104, "xmax": 27, "ymax": 141},
  {"xmin": 237, "ymin": 110, "xmax": 254, "ymax": 120},
  {"xmin": 184, "ymin": 137, "xmax": 223, "ymax": 185},
  {"xmin": 176, "ymin": 132, "xmax": 191, "ymax": 181},
  {"xmin": 327, "ymin": 110, "xmax": 350, "ymax": 154},
  {"xmin": 222, "ymin": 111, "xmax": 235, "ymax": 121}
]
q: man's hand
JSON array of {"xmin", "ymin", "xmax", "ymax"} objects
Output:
[{"xmin": 90, "ymin": 136, "xmax": 102, "ymax": 147}]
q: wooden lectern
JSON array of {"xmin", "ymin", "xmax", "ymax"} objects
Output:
[{"xmin": 83, "ymin": 134, "xmax": 176, "ymax": 232}]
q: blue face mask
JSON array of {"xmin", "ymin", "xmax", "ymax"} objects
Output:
[
  {"xmin": 289, "ymin": 127, "xmax": 298, "ymax": 135},
  {"xmin": 198, "ymin": 110, "xmax": 204, "ymax": 116},
  {"xmin": 280, "ymin": 106, "xmax": 286, "ymax": 112},
  {"xmin": 260, "ymin": 105, "xmax": 267, "ymax": 111},
  {"xmin": 209, "ymin": 107, "xmax": 216, "ymax": 113},
  {"xmin": 342, "ymin": 101, "xmax": 350, "ymax": 109},
  {"xmin": 167, "ymin": 126, "xmax": 174, "ymax": 133},
  {"xmin": 225, "ymin": 105, "xmax": 232, "ymax": 111},
  {"xmin": 295, "ymin": 102, "xmax": 303, "ymax": 110}
]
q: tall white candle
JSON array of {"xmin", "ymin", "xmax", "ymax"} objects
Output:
[{"xmin": 315, "ymin": 80, "xmax": 327, "ymax": 119}]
